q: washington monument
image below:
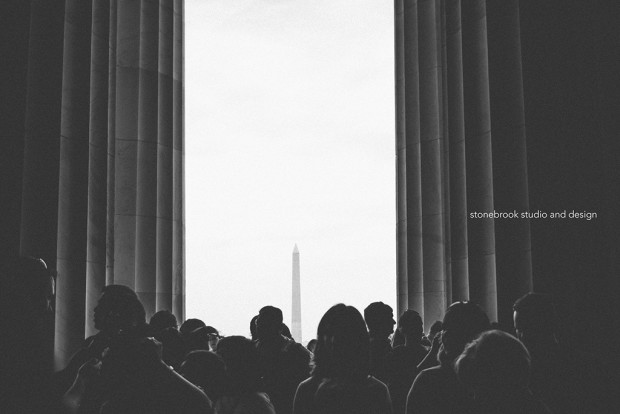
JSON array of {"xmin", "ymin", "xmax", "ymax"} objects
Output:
[{"xmin": 292, "ymin": 244, "xmax": 302, "ymax": 343}]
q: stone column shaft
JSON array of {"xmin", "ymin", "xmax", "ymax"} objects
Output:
[
  {"xmin": 396, "ymin": 0, "xmax": 425, "ymax": 318},
  {"xmin": 1, "ymin": 0, "xmax": 184, "ymax": 368},
  {"xmin": 439, "ymin": 0, "xmax": 452, "ymax": 308},
  {"xmin": 419, "ymin": 0, "xmax": 447, "ymax": 327},
  {"xmin": 487, "ymin": 0, "xmax": 532, "ymax": 325},
  {"xmin": 172, "ymin": 0, "xmax": 185, "ymax": 321},
  {"xmin": 462, "ymin": 0, "xmax": 497, "ymax": 321},
  {"xmin": 446, "ymin": 0, "xmax": 469, "ymax": 302},
  {"xmin": 55, "ymin": 0, "xmax": 93, "ymax": 367},
  {"xmin": 395, "ymin": 0, "xmax": 531, "ymax": 325},
  {"xmin": 106, "ymin": 0, "xmax": 117, "ymax": 286},
  {"xmin": 395, "ymin": 0, "xmax": 408, "ymax": 318},
  {"xmin": 85, "ymin": 0, "xmax": 111, "ymax": 338},
  {"xmin": 20, "ymin": 0, "xmax": 65, "ymax": 265},
  {"xmin": 135, "ymin": 0, "xmax": 161, "ymax": 316},
  {"xmin": 156, "ymin": 0, "xmax": 175, "ymax": 313},
  {"xmin": 113, "ymin": 0, "xmax": 141, "ymax": 289}
]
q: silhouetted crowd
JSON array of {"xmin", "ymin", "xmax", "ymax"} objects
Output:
[{"xmin": 1, "ymin": 256, "xmax": 616, "ymax": 413}]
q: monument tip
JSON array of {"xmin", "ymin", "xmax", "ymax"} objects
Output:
[{"xmin": 293, "ymin": 244, "xmax": 299, "ymax": 254}]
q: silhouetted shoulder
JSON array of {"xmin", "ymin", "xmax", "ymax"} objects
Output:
[
  {"xmin": 408, "ymin": 366, "xmax": 445, "ymax": 403},
  {"xmin": 294, "ymin": 376, "xmax": 391, "ymax": 414},
  {"xmin": 293, "ymin": 376, "xmax": 322, "ymax": 414},
  {"xmin": 215, "ymin": 392, "xmax": 275, "ymax": 414},
  {"xmin": 407, "ymin": 366, "xmax": 470, "ymax": 414},
  {"xmin": 314, "ymin": 376, "xmax": 392, "ymax": 414},
  {"xmin": 411, "ymin": 365, "xmax": 449, "ymax": 387},
  {"xmin": 366, "ymin": 375, "xmax": 390, "ymax": 391},
  {"xmin": 283, "ymin": 338, "xmax": 312, "ymax": 357}
]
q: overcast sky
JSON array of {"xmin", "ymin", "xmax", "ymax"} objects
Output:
[{"xmin": 185, "ymin": 0, "xmax": 395, "ymax": 343}]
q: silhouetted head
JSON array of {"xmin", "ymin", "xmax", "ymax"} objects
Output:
[
  {"xmin": 187, "ymin": 325, "xmax": 221, "ymax": 352},
  {"xmin": 93, "ymin": 285, "xmax": 145, "ymax": 336},
  {"xmin": 307, "ymin": 338, "xmax": 318, "ymax": 353},
  {"xmin": 420, "ymin": 335, "xmax": 432, "ymax": 348},
  {"xmin": 216, "ymin": 335, "xmax": 262, "ymax": 394},
  {"xmin": 149, "ymin": 310, "xmax": 177, "ymax": 334},
  {"xmin": 205, "ymin": 326, "xmax": 222, "ymax": 350},
  {"xmin": 178, "ymin": 350, "xmax": 227, "ymax": 402},
  {"xmin": 439, "ymin": 301, "xmax": 490, "ymax": 364},
  {"xmin": 1, "ymin": 256, "xmax": 56, "ymax": 321},
  {"xmin": 392, "ymin": 328, "xmax": 405, "ymax": 348},
  {"xmin": 456, "ymin": 330, "xmax": 531, "ymax": 400},
  {"xmin": 281, "ymin": 323, "xmax": 293, "ymax": 340},
  {"xmin": 312, "ymin": 303, "xmax": 370, "ymax": 380},
  {"xmin": 250, "ymin": 314, "xmax": 259, "ymax": 340},
  {"xmin": 513, "ymin": 292, "xmax": 557, "ymax": 346},
  {"xmin": 398, "ymin": 309, "xmax": 424, "ymax": 341},
  {"xmin": 428, "ymin": 320, "xmax": 443, "ymax": 340},
  {"xmin": 364, "ymin": 301, "xmax": 395, "ymax": 339},
  {"xmin": 256, "ymin": 306, "xmax": 283, "ymax": 340},
  {"xmin": 154, "ymin": 326, "xmax": 185, "ymax": 369},
  {"xmin": 179, "ymin": 318, "xmax": 206, "ymax": 338}
]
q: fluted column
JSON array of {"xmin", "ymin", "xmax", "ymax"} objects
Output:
[
  {"xmin": 0, "ymin": 0, "xmax": 186, "ymax": 368},
  {"xmin": 19, "ymin": 0, "xmax": 65, "ymax": 267},
  {"xmin": 85, "ymin": 0, "xmax": 111, "ymax": 338},
  {"xmin": 10, "ymin": 0, "xmax": 65, "ymax": 374},
  {"xmin": 396, "ymin": 0, "xmax": 531, "ymax": 324},
  {"xmin": 106, "ymin": 0, "xmax": 118, "ymax": 286},
  {"xmin": 156, "ymin": 0, "xmax": 175, "ymax": 313},
  {"xmin": 487, "ymin": 0, "xmax": 532, "ymax": 325},
  {"xmin": 418, "ymin": 0, "xmax": 446, "ymax": 327},
  {"xmin": 113, "ymin": 0, "xmax": 141, "ymax": 290},
  {"xmin": 55, "ymin": 0, "xmax": 93, "ymax": 365},
  {"xmin": 0, "ymin": 1, "xmax": 30, "ymax": 264},
  {"xmin": 395, "ymin": 0, "xmax": 425, "ymax": 318},
  {"xmin": 134, "ymin": 0, "xmax": 161, "ymax": 316},
  {"xmin": 395, "ymin": 0, "xmax": 407, "ymax": 317},
  {"xmin": 404, "ymin": 0, "xmax": 424, "ymax": 318},
  {"xmin": 445, "ymin": 0, "xmax": 469, "ymax": 302},
  {"xmin": 462, "ymin": 0, "xmax": 497, "ymax": 320},
  {"xmin": 172, "ymin": 0, "xmax": 185, "ymax": 320},
  {"xmin": 438, "ymin": 0, "xmax": 452, "ymax": 307},
  {"xmin": 109, "ymin": 0, "xmax": 184, "ymax": 322}
]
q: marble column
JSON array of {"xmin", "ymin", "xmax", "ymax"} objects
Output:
[
  {"xmin": 85, "ymin": 0, "xmax": 111, "ymax": 338},
  {"xmin": 19, "ymin": 0, "xmax": 65, "ymax": 268},
  {"xmin": 134, "ymin": 0, "xmax": 161, "ymax": 316},
  {"xmin": 20, "ymin": 0, "xmax": 66, "ymax": 371},
  {"xmin": 395, "ymin": 0, "xmax": 425, "ymax": 318},
  {"xmin": 487, "ymin": 0, "xmax": 533, "ymax": 325},
  {"xmin": 0, "ymin": 0, "xmax": 185, "ymax": 368},
  {"xmin": 445, "ymin": 0, "xmax": 469, "ymax": 303},
  {"xmin": 461, "ymin": 0, "xmax": 497, "ymax": 321},
  {"xmin": 418, "ymin": 0, "xmax": 447, "ymax": 327},
  {"xmin": 156, "ymin": 0, "xmax": 175, "ymax": 314},
  {"xmin": 106, "ymin": 0, "xmax": 118, "ymax": 287},
  {"xmin": 113, "ymin": 0, "xmax": 141, "ymax": 291},
  {"xmin": 171, "ymin": 0, "xmax": 185, "ymax": 320},
  {"xmin": 395, "ymin": 0, "xmax": 531, "ymax": 325},
  {"xmin": 1, "ymin": 0, "xmax": 66, "ymax": 374},
  {"xmin": 395, "ymin": 0, "xmax": 408, "ymax": 318},
  {"xmin": 55, "ymin": 0, "xmax": 93, "ymax": 364}
]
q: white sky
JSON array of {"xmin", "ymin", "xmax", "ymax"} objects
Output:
[{"xmin": 185, "ymin": 0, "xmax": 395, "ymax": 344}]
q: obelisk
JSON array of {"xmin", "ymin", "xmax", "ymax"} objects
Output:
[{"xmin": 292, "ymin": 244, "xmax": 302, "ymax": 343}]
